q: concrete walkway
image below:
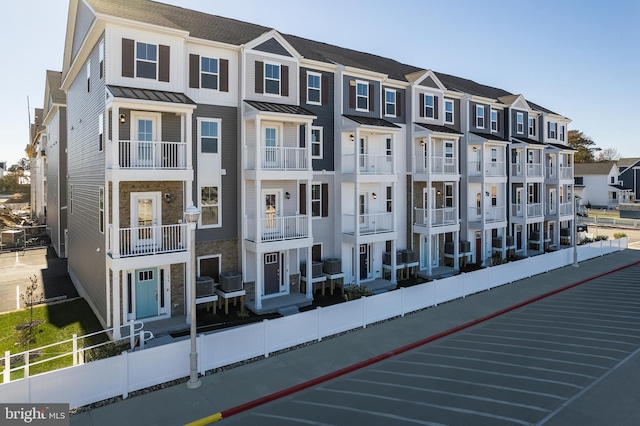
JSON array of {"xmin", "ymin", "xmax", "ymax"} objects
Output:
[{"xmin": 70, "ymin": 249, "xmax": 640, "ymax": 426}]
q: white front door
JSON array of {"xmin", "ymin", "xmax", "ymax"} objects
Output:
[
  {"xmin": 264, "ymin": 126, "xmax": 278, "ymax": 168},
  {"xmin": 132, "ymin": 113, "xmax": 159, "ymax": 167},
  {"xmin": 131, "ymin": 192, "xmax": 161, "ymax": 250},
  {"xmin": 359, "ymin": 137, "xmax": 368, "ymax": 171},
  {"xmin": 516, "ymin": 187, "xmax": 523, "ymax": 216},
  {"xmin": 431, "ymin": 235, "xmax": 439, "ymax": 267},
  {"xmin": 263, "ymin": 189, "xmax": 282, "ymax": 237}
]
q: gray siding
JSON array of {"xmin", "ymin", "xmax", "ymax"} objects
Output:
[
  {"xmin": 66, "ymin": 38, "xmax": 107, "ymax": 323},
  {"xmin": 342, "ymin": 76, "xmax": 379, "ymax": 118},
  {"xmin": 310, "ymin": 176, "xmax": 337, "ymax": 258},
  {"xmin": 254, "ymin": 38, "xmax": 292, "ymax": 57},
  {"xmin": 71, "ymin": 0, "xmax": 95, "ymax": 60},
  {"xmin": 419, "ymin": 76, "xmax": 439, "ymax": 89},
  {"xmin": 300, "ymin": 67, "xmax": 335, "ymax": 172},
  {"xmin": 192, "ymin": 104, "xmax": 239, "ymax": 243},
  {"xmin": 511, "ymin": 110, "xmax": 529, "ymax": 138},
  {"xmin": 46, "ymin": 108, "xmax": 68, "ymax": 258},
  {"xmin": 381, "ymin": 85, "xmax": 406, "ymax": 125},
  {"xmin": 446, "ymin": 98, "xmax": 462, "ymax": 132}
]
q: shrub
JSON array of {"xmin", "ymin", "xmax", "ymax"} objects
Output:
[
  {"xmin": 342, "ymin": 284, "xmax": 371, "ymax": 301},
  {"xmin": 613, "ymin": 232, "xmax": 627, "ymax": 239}
]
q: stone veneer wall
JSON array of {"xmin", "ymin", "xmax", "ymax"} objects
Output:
[
  {"xmin": 171, "ymin": 263, "xmax": 185, "ymax": 316},
  {"xmin": 196, "ymin": 239, "xmax": 240, "ymax": 272},
  {"xmin": 118, "ymin": 181, "xmax": 184, "ymax": 226}
]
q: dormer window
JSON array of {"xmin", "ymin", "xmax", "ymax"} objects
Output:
[
  {"xmin": 516, "ymin": 112, "xmax": 524, "ymax": 134},
  {"xmin": 136, "ymin": 42, "xmax": 157, "ymax": 79},
  {"xmin": 356, "ymin": 81, "xmax": 368, "ymax": 110},
  {"xmin": 476, "ymin": 105, "xmax": 485, "ymax": 128},
  {"xmin": 265, "ymin": 63, "xmax": 281, "ymax": 95}
]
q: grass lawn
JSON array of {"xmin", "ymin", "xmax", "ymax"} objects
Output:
[
  {"xmin": 587, "ymin": 209, "xmax": 620, "ymax": 219},
  {"xmin": 0, "ymin": 298, "xmax": 106, "ymax": 380}
]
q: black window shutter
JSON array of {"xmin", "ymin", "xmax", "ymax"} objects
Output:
[
  {"xmin": 419, "ymin": 93, "xmax": 425, "ymax": 117},
  {"xmin": 299, "ymin": 183, "xmax": 306, "ymax": 215},
  {"xmin": 547, "ymin": 121, "xmax": 551, "ymax": 138},
  {"xmin": 497, "ymin": 111, "xmax": 501, "ymax": 132},
  {"xmin": 321, "ymin": 183, "xmax": 329, "ymax": 217},
  {"xmin": 122, "ymin": 38, "xmax": 134, "ymax": 78},
  {"xmin": 300, "ymin": 71, "xmax": 306, "ymax": 103},
  {"xmin": 281, "ymin": 65, "xmax": 289, "ymax": 96},
  {"xmin": 368, "ymin": 83, "xmax": 375, "ymax": 112},
  {"xmin": 189, "ymin": 54, "xmax": 199, "ymax": 88},
  {"xmin": 158, "ymin": 45, "xmax": 170, "ymax": 82},
  {"xmin": 396, "ymin": 91, "xmax": 402, "ymax": 117},
  {"xmin": 434, "ymin": 96, "xmax": 439, "ymax": 119},
  {"xmin": 255, "ymin": 61, "xmax": 263, "ymax": 94},
  {"xmin": 349, "ymin": 82, "xmax": 356, "ymax": 109},
  {"xmin": 321, "ymin": 75, "xmax": 328, "ymax": 105},
  {"xmin": 220, "ymin": 59, "xmax": 229, "ymax": 92}
]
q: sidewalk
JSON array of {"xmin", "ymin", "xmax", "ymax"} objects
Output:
[{"xmin": 70, "ymin": 249, "xmax": 640, "ymax": 426}]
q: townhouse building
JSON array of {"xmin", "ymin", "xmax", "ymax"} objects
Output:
[
  {"xmin": 52, "ymin": 0, "xmax": 576, "ymax": 332},
  {"xmin": 28, "ymin": 108, "xmax": 47, "ymax": 224}
]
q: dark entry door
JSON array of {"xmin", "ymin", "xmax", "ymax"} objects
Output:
[
  {"xmin": 475, "ymin": 235, "xmax": 482, "ymax": 265},
  {"xmin": 264, "ymin": 252, "xmax": 280, "ymax": 295},
  {"xmin": 359, "ymin": 244, "xmax": 368, "ymax": 280}
]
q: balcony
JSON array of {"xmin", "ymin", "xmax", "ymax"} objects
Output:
[
  {"xmin": 526, "ymin": 163, "xmax": 543, "ymax": 178},
  {"xmin": 113, "ymin": 141, "xmax": 187, "ymax": 170},
  {"xmin": 559, "ymin": 166, "xmax": 573, "ymax": 180},
  {"xmin": 414, "ymin": 156, "xmax": 457, "ymax": 175},
  {"xmin": 246, "ymin": 146, "xmax": 308, "ymax": 171},
  {"xmin": 246, "ymin": 215, "xmax": 309, "ymax": 243},
  {"xmin": 468, "ymin": 161, "xmax": 506, "ymax": 177},
  {"xmin": 414, "ymin": 207, "xmax": 457, "ymax": 228},
  {"xmin": 343, "ymin": 154, "xmax": 393, "ymax": 175},
  {"xmin": 510, "ymin": 203, "xmax": 543, "ymax": 219},
  {"xmin": 559, "ymin": 202, "xmax": 572, "ymax": 216},
  {"xmin": 343, "ymin": 212, "xmax": 394, "ymax": 235},
  {"xmin": 108, "ymin": 223, "xmax": 186, "ymax": 258}
]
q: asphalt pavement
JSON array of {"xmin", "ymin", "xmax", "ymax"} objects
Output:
[{"xmin": 69, "ymin": 248, "xmax": 640, "ymax": 426}]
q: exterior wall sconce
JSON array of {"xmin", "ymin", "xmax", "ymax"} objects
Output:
[
  {"xmin": 164, "ymin": 192, "xmax": 171, "ymax": 203},
  {"xmin": 119, "ymin": 114, "xmax": 126, "ymax": 123},
  {"xmin": 421, "ymin": 139, "xmax": 426, "ymax": 146},
  {"xmin": 350, "ymin": 134, "xmax": 355, "ymax": 142},
  {"xmin": 485, "ymin": 191, "xmax": 490, "ymax": 196},
  {"xmin": 436, "ymin": 190, "xmax": 441, "ymax": 195},
  {"xmin": 473, "ymin": 146, "xmax": 477, "ymax": 151},
  {"xmin": 285, "ymin": 192, "xmax": 291, "ymax": 199},
  {"xmin": 372, "ymin": 193, "xmax": 377, "ymax": 199}
]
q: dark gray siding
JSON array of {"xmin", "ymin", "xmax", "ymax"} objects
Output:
[
  {"xmin": 71, "ymin": 0, "xmax": 95, "ymax": 60},
  {"xmin": 419, "ymin": 76, "xmax": 439, "ymax": 88},
  {"xmin": 46, "ymin": 108, "xmax": 68, "ymax": 258},
  {"xmin": 192, "ymin": 104, "xmax": 238, "ymax": 243},
  {"xmin": 66, "ymin": 37, "xmax": 107, "ymax": 323},
  {"xmin": 254, "ymin": 38, "xmax": 292, "ymax": 57},
  {"xmin": 445, "ymin": 98, "xmax": 462, "ymax": 132},
  {"xmin": 381, "ymin": 85, "xmax": 406, "ymax": 125},
  {"xmin": 300, "ymin": 67, "xmax": 334, "ymax": 172},
  {"xmin": 511, "ymin": 110, "xmax": 528, "ymax": 138},
  {"xmin": 342, "ymin": 76, "xmax": 379, "ymax": 118},
  {"xmin": 469, "ymin": 101, "xmax": 490, "ymax": 135}
]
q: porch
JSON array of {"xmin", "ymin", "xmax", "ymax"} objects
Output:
[{"xmin": 245, "ymin": 292, "xmax": 313, "ymax": 315}]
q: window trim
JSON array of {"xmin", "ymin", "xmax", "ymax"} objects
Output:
[
  {"xmin": 549, "ymin": 122, "xmax": 557, "ymax": 139},
  {"xmin": 444, "ymin": 100, "xmax": 454, "ymax": 124},
  {"xmin": 200, "ymin": 56, "xmax": 219, "ymax": 90},
  {"xmin": 99, "ymin": 187, "xmax": 104, "ymax": 233},
  {"xmin": 528, "ymin": 117, "xmax": 536, "ymax": 136},
  {"xmin": 516, "ymin": 112, "xmax": 524, "ymax": 134},
  {"xmin": 424, "ymin": 94, "xmax": 435, "ymax": 119},
  {"xmin": 99, "ymin": 39, "xmax": 104, "ymax": 79},
  {"xmin": 98, "ymin": 113, "xmax": 104, "ymax": 152},
  {"xmin": 200, "ymin": 185, "xmax": 221, "ymax": 228},
  {"xmin": 135, "ymin": 41, "xmax": 158, "ymax": 80},
  {"xmin": 198, "ymin": 117, "xmax": 221, "ymax": 155},
  {"xmin": 306, "ymin": 71, "xmax": 321, "ymax": 105},
  {"xmin": 476, "ymin": 105, "xmax": 485, "ymax": 129},
  {"xmin": 264, "ymin": 61, "xmax": 281, "ymax": 96},
  {"xmin": 355, "ymin": 80, "xmax": 369, "ymax": 111},
  {"xmin": 311, "ymin": 183, "xmax": 322, "ymax": 218},
  {"xmin": 310, "ymin": 126, "xmax": 323, "ymax": 159},
  {"xmin": 86, "ymin": 60, "xmax": 91, "ymax": 92},
  {"xmin": 384, "ymin": 88, "xmax": 396, "ymax": 117},
  {"xmin": 491, "ymin": 109, "xmax": 498, "ymax": 132}
]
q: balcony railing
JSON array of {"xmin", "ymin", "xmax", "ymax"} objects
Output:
[
  {"xmin": 246, "ymin": 215, "xmax": 309, "ymax": 242},
  {"xmin": 246, "ymin": 146, "xmax": 308, "ymax": 171},
  {"xmin": 342, "ymin": 154, "xmax": 393, "ymax": 174},
  {"xmin": 343, "ymin": 212, "xmax": 394, "ymax": 235},
  {"xmin": 559, "ymin": 202, "xmax": 572, "ymax": 215},
  {"xmin": 559, "ymin": 166, "xmax": 573, "ymax": 179},
  {"xmin": 108, "ymin": 223, "xmax": 186, "ymax": 258},
  {"xmin": 526, "ymin": 163, "xmax": 543, "ymax": 177},
  {"xmin": 116, "ymin": 140, "xmax": 187, "ymax": 169},
  {"xmin": 414, "ymin": 156, "xmax": 457, "ymax": 174},
  {"xmin": 510, "ymin": 203, "xmax": 542, "ymax": 218},
  {"xmin": 414, "ymin": 207, "xmax": 457, "ymax": 227},
  {"xmin": 511, "ymin": 163, "xmax": 524, "ymax": 177},
  {"xmin": 469, "ymin": 206, "xmax": 505, "ymax": 223}
]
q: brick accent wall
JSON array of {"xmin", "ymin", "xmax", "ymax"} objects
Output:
[{"xmin": 118, "ymin": 181, "xmax": 184, "ymax": 226}]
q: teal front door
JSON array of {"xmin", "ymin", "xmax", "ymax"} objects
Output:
[{"xmin": 135, "ymin": 268, "xmax": 158, "ymax": 318}]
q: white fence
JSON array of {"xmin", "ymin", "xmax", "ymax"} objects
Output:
[{"xmin": 0, "ymin": 239, "xmax": 627, "ymax": 408}]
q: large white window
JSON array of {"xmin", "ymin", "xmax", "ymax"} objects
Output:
[
  {"xmin": 307, "ymin": 71, "xmax": 321, "ymax": 104},
  {"xmin": 98, "ymin": 113, "xmax": 104, "ymax": 152},
  {"xmin": 549, "ymin": 122, "xmax": 557, "ymax": 139},
  {"xmin": 385, "ymin": 89, "xmax": 396, "ymax": 117},
  {"xmin": 528, "ymin": 117, "xmax": 536, "ymax": 136},
  {"xmin": 445, "ymin": 100, "xmax": 454, "ymax": 124},
  {"xmin": 136, "ymin": 42, "xmax": 157, "ymax": 79},
  {"xmin": 201, "ymin": 186, "xmax": 220, "ymax": 227},
  {"xmin": 311, "ymin": 126, "xmax": 322, "ymax": 159},
  {"xmin": 201, "ymin": 57, "xmax": 219, "ymax": 90},
  {"xmin": 264, "ymin": 63, "xmax": 280, "ymax": 95},
  {"xmin": 491, "ymin": 109, "xmax": 498, "ymax": 132},
  {"xmin": 356, "ymin": 81, "xmax": 368, "ymax": 110},
  {"xmin": 476, "ymin": 105, "xmax": 485, "ymax": 128},
  {"xmin": 516, "ymin": 112, "xmax": 524, "ymax": 134},
  {"xmin": 200, "ymin": 120, "xmax": 220, "ymax": 154},
  {"xmin": 311, "ymin": 184, "xmax": 322, "ymax": 217},
  {"xmin": 424, "ymin": 94, "xmax": 435, "ymax": 118}
]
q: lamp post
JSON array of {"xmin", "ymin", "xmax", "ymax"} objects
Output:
[
  {"xmin": 573, "ymin": 195, "xmax": 579, "ymax": 268},
  {"xmin": 184, "ymin": 205, "xmax": 201, "ymax": 389}
]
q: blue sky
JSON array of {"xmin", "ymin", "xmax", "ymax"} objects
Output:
[{"xmin": 2, "ymin": 0, "xmax": 638, "ymax": 167}]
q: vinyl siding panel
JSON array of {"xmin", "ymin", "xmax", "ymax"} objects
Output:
[
  {"xmin": 71, "ymin": 0, "xmax": 95, "ymax": 60},
  {"xmin": 66, "ymin": 39, "xmax": 108, "ymax": 324},
  {"xmin": 300, "ymin": 67, "xmax": 335, "ymax": 172},
  {"xmin": 45, "ymin": 108, "xmax": 68, "ymax": 258},
  {"xmin": 245, "ymin": 53, "xmax": 297, "ymax": 105},
  {"xmin": 254, "ymin": 38, "xmax": 293, "ymax": 57},
  {"xmin": 185, "ymin": 44, "xmax": 238, "ymax": 107},
  {"xmin": 343, "ymin": 76, "xmax": 379, "ymax": 118},
  {"xmin": 310, "ymin": 176, "xmax": 338, "ymax": 258}
]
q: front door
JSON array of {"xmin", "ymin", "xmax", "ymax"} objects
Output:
[
  {"xmin": 132, "ymin": 193, "xmax": 161, "ymax": 251},
  {"xmin": 135, "ymin": 268, "xmax": 158, "ymax": 318},
  {"xmin": 264, "ymin": 252, "xmax": 281, "ymax": 295},
  {"xmin": 431, "ymin": 235, "xmax": 439, "ymax": 267},
  {"xmin": 359, "ymin": 244, "xmax": 369, "ymax": 280},
  {"xmin": 264, "ymin": 126, "xmax": 278, "ymax": 168},
  {"xmin": 475, "ymin": 233, "xmax": 482, "ymax": 265},
  {"xmin": 359, "ymin": 137, "xmax": 368, "ymax": 171},
  {"xmin": 264, "ymin": 189, "xmax": 282, "ymax": 238},
  {"xmin": 516, "ymin": 187, "xmax": 523, "ymax": 216},
  {"xmin": 516, "ymin": 225, "xmax": 523, "ymax": 250},
  {"xmin": 133, "ymin": 114, "xmax": 158, "ymax": 167}
]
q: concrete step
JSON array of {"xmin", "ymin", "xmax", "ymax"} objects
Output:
[{"xmin": 277, "ymin": 306, "xmax": 300, "ymax": 316}]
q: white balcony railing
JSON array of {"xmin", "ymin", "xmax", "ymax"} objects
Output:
[
  {"xmin": 246, "ymin": 215, "xmax": 309, "ymax": 243},
  {"xmin": 526, "ymin": 163, "xmax": 543, "ymax": 177},
  {"xmin": 468, "ymin": 206, "xmax": 506, "ymax": 223},
  {"xmin": 527, "ymin": 203, "xmax": 543, "ymax": 217},
  {"xmin": 511, "ymin": 163, "xmax": 524, "ymax": 177},
  {"xmin": 559, "ymin": 166, "xmax": 573, "ymax": 179},
  {"xmin": 559, "ymin": 202, "xmax": 572, "ymax": 215},
  {"xmin": 116, "ymin": 140, "xmax": 187, "ymax": 169},
  {"xmin": 414, "ymin": 156, "xmax": 457, "ymax": 174},
  {"xmin": 343, "ymin": 154, "xmax": 393, "ymax": 174},
  {"xmin": 245, "ymin": 146, "xmax": 308, "ymax": 171},
  {"xmin": 414, "ymin": 207, "xmax": 457, "ymax": 227},
  {"xmin": 108, "ymin": 223, "xmax": 187, "ymax": 258},
  {"xmin": 343, "ymin": 212, "xmax": 394, "ymax": 235}
]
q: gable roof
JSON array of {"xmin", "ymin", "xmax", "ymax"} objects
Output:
[
  {"xmin": 46, "ymin": 70, "xmax": 66, "ymax": 105},
  {"xmin": 574, "ymin": 162, "xmax": 616, "ymax": 176},
  {"xmin": 617, "ymin": 158, "xmax": 640, "ymax": 169}
]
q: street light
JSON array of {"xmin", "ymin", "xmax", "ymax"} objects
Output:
[
  {"xmin": 184, "ymin": 205, "xmax": 201, "ymax": 389},
  {"xmin": 573, "ymin": 195, "xmax": 579, "ymax": 268}
]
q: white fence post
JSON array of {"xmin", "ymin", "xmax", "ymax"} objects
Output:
[
  {"xmin": 316, "ymin": 307, "xmax": 322, "ymax": 342},
  {"xmin": 362, "ymin": 296, "xmax": 367, "ymax": 329},
  {"xmin": 72, "ymin": 334, "xmax": 78, "ymax": 365},
  {"xmin": 263, "ymin": 319, "xmax": 269, "ymax": 359},
  {"xmin": 121, "ymin": 351, "xmax": 129, "ymax": 400},
  {"xmin": 129, "ymin": 322, "xmax": 135, "ymax": 350},
  {"xmin": 24, "ymin": 350, "xmax": 29, "ymax": 379},
  {"xmin": 3, "ymin": 351, "xmax": 9, "ymax": 383}
]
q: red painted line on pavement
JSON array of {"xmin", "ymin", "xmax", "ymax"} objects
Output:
[{"xmin": 220, "ymin": 259, "xmax": 640, "ymax": 421}]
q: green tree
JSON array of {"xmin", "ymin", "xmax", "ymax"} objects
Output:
[{"xmin": 568, "ymin": 130, "xmax": 599, "ymax": 163}]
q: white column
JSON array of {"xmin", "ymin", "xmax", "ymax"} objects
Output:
[
  {"xmin": 390, "ymin": 239, "xmax": 397, "ymax": 284},
  {"xmin": 453, "ymin": 230, "xmax": 459, "ymax": 270},
  {"xmin": 112, "ymin": 179, "xmax": 120, "ymax": 258},
  {"xmin": 112, "ymin": 269, "xmax": 121, "ymax": 339},
  {"xmin": 306, "ymin": 245, "xmax": 313, "ymax": 300},
  {"xmin": 112, "ymin": 106, "xmax": 120, "ymax": 170}
]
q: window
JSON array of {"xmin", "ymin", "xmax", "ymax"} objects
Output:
[
  {"xmin": 70, "ymin": 185, "xmax": 73, "ymax": 215},
  {"xmin": 307, "ymin": 72, "xmax": 321, "ymax": 104},
  {"xmin": 386, "ymin": 186, "xmax": 392, "ymax": 212},
  {"xmin": 560, "ymin": 125, "xmax": 565, "ymax": 141},
  {"xmin": 99, "ymin": 40, "xmax": 104, "ymax": 79},
  {"xmin": 491, "ymin": 109, "xmax": 498, "ymax": 132},
  {"xmin": 611, "ymin": 176, "xmax": 615, "ymax": 184},
  {"xmin": 491, "ymin": 147, "xmax": 497, "ymax": 163},
  {"xmin": 136, "ymin": 42, "xmax": 157, "ymax": 79},
  {"xmin": 201, "ymin": 57, "xmax": 218, "ymax": 90},
  {"xmin": 528, "ymin": 117, "xmax": 536, "ymax": 136},
  {"xmin": 575, "ymin": 176, "xmax": 583, "ymax": 185},
  {"xmin": 385, "ymin": 89, "xmax": 396, "ymax": 116},
  {"xmin": 200, "ymin": 120, "xmax": 219, "ymax": 154},
  {"xmin": 386, "ymin": 138, "xmax": 392, "ymax": 157},
  {"xmin": 311, "ymin": 126, "xmax": 322, "ymax": 158},
  {"xmin": 86, "ymin": 60, "xmax": 91, "ymax": 92},
  {"xmin": 99, "ymin": 187, "xmax": 104, "ymax": 233},
  {"xmin": 311, "ymin": 184, "xmax": 322, "ymax": 217},
  {"xmin": 445, "ymin": 100, "xmax": 454, "ymax": 124},
  {"xmin": 201, "ymin": 186, "xmax": 219, "ymax": 226},
  {"xmin": 356, "ymin": 81, "xmax": 368, "ymax": 110},
  {"xmin": 549, "ymin": 122, "xmax": 557, "ymax": 139},
  {"xmin": 476, "ymin": 105, "xmax": 484, "ymax": 128},
  {"xmin": 424, "ymin": 95, "xmax": 434, "ymax": 118},
  {"xmin": 98, "ymin": 113, "xmax": 104, "ymax": 152},
  {"xmin": 491, "ymin": 186, "xmax": 497, "ymax": 207},
  {"xmin": 516, "ymin": 112, "xmax": 524, "ymax": 134},
  {"xmin": 264, "ymin": 63, "xmax": 280, "ymax": 95}
]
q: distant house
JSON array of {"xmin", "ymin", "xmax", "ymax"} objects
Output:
[
  {"xmin": 617, "ymin": 157, "xmax": 640, "ymax": 202},
  {"xmin": 574, "ymin": 161, "xmax": 632, "ymax": 209},
  {"xmin": 0, "ymin": 161, "xmax": 6, "ymax": 179}
]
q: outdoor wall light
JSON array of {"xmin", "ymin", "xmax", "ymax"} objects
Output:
[
  {"xmin": 350, "ymin": 134, "xmax": 355, "ymax": 142},
  {"xmin": 372, "ymin": 193, "xmax": 377, "ymax": 199},
  {"xmin": 420, "ymin": 139, "xmax": 426, "ymax": 146},
  {"xmin": 285, "ymin": 192, "xmax": 291, "ymax": 199},
  {"xmin": 164, "ymin": 192, "xmax": 171, "ymax": 203},
  {"xmin": 119, "ymin": 113, "xmax": 126, "ymax": 123}
]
